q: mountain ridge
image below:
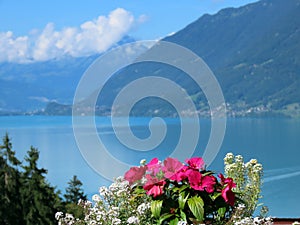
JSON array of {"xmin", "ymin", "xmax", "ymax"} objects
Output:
[
  {"xmin": 162, "ymin": 0, "xmax": 300, "ymax": 117},
  {"xmin": 1, "ymin": 0, "xmax": 300, "ymax": 117}
]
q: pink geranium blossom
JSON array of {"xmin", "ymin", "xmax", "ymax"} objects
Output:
[
  {"xmin": 219, "ymin": 173, "xmax": 236, "ymax": 206},
  {"xmin": 185, "ymin": 157, "xmax": 205, "ymax": 170},
  {"xmin": 143, "ymin": 175, "xmax": 166, "ymax": 197},
  {"xmin": 124, "ymin": 166, "xmax": 147, "ymax": 185},
  {"xmin": 221, "ymin": 185, "xmax": 235, "ymax": 206},
  {"xmin": 162, "ymin": 157, "xmax": 184, "ymax": 180},
  {"xmin": 187, "ymin": 170, "xmax": 216, "ymax": 193},
  {"xmin": 172, "ymin": 165, "xmax": 189, "ymax": 182},
  {"xmin": 147, "ymin": 158, "xmax": 161, "ymax": 176},
  {"xmin": 123, "ymin": 156, "xmax": 238, "ymax": 224}
]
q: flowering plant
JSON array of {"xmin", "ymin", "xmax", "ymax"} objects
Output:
[
  {"xmin": 224, "ymin": 153, "xmax": 264, "ymax": 217},
  {"xmin": 56, "ymin": 154, "xmax": 272, "ymax": 225},
  {"xmin": 56, "ymin": 176, "xmax": 152, "ymax": 225},
  {"xmin": 124, "ymin": 157, "xmax": 238, "ymax": 225}
]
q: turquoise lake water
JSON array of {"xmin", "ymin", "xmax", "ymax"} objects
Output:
[{"xmin": 0, "ymin": 116, "xmax": 299, "ymax": 217}]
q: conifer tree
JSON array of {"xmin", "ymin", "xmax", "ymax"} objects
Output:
[
  {"xmin": 64, "ymin": 175, "xmax": 87, "ymax": 218},
  {"xmin": 0, "ymin": 133, "xmax": 24, "ymax": 225},
  {"xmin": 64, "ymin": 175, "xmax": 87, "ymax": 203},
  {"xmin": 21, "ymin": 146, "xmax": 61, "ymax": 225},
  {"xmin": 0, "ymin": 134, "xmax": 86, "ymax": 224}
]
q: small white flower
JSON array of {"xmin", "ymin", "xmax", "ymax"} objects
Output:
[
  {"xmin": 55, "ymin": 212, "xmax": 63, "ymax": 220},
  {"xmin": 85, "ymin": 200, "xmax": 92, "ymax": 207},
  {"xmin": 88, "ymin": 220, "xmax": 97, "ymax": 225},
  {"xmin": 64, "ymin": 213, "xmax": 74, "ymax": 223},
  {"xmin": 253, "ymin": 163, "xmax": 263, "ymax": 172},
  {"xmin": 235, "ymin": 155, "xmax": 244, "ymax": 162},
  {"xmin": 140, "ymin": 159, "xmax": 147, "ymax": 165},
  {"xmin": 137, "ymin": 202, "xmax": 150, "ymax": 214},
  {"xmin": 250, "ymin": 159, "xmax": 258, "ymax": 164},
  {"xmin": 127, "ymin": 216, "xmax": 139, "ymax": 224},
  {"xmin": 224, "ymin": 152, "xmax": 234, "ymax": 162},
  {"xmin": 99, "ymin": 186, "xmax": 109, "ymax": 196},
  {"xmin": 92, "ymin": 194, "xmax": 101, "ymax": 202},
  {"xmin": 141, "ymin": 176, "xmax": 147, "ymax": 184},
  {"xmin": 237, "ymin": 203, "xmax": 246, "ymax": 209},
  {"xmin": 115, "ymin": 176, "xmax": 124, "ymax": 182},
  {"xmin": 253, "ymin": 217, "xmax": 261, "ymax": 223},
  {"xmin": 112, "ymin": 218, "xmax": 122, "ymax": 224}
]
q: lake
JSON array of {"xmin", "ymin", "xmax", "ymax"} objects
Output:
[{"xmin": 0, "ymin": 116, "xmax": 299, "ymax": 217}]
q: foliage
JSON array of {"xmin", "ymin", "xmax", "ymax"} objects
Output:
[
  {"xmin": 64, "ymin": 175, "xmax": 87, "ymax": 219},
  {"xmin": 123, "ymin": 157, "xmax": 238, "ymax": 225},
  {"xmin": 56, "ymin": 176, "xmax": 153, "ymax": 225},
  {"xmin": 64, "ymin": 175, "xmax": 87, "ymax": 203},
  {"xmin": 21, "ymin": 146, "xmax": 62, "ymax": 225},
  {"xmin": 0, "ymin": 133, "xmax": 86, "ymax": 225},
  {"xmin": 57, "ymin": 157, "xmax": 239, "ymax": 225},
  {"xmin": 0, "ymin": 133, "xmax": 24, "ymax": 225},
  {"xmin": 56, "ymin": 154, "xmax": 273, "ymax": 225}
]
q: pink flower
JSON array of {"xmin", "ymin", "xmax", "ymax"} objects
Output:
[
  {"xmin": 218, "ymin": 174, "xmax": 236, "ymax": 206},
  {"xmin": 143, "ymin": 175, "xmax": 166, "ymax": 197},
  {"xmin": 185, "ymin": 157, "xmax": 205, "ymax": 170},
  {"xmin": 218, "ymin": 173, "xmax": 236, "ymax": 186},
  {"xmin": 147, "ymin": 158, "xmax": 161, "ymax": 175},
  {"xmin": 202, "ymin": 175, "xmax": 216, "ymax": 193},
  {"xmin": 187, "ymin": 170, "xmax": 216, "ymax": 193},
  {"xmin": 124, "ymin": 166, "xmax": 147, "ymax": 185},
  {"xmin": 172, "ymin": 165, "xmax": 190, "ymax": 182},
  {"xmin": 162, "ymin": 157, "xmax": 184, "ymax": 180},
  {"xmin": 221, "ymin": 185, "xmax": 235, "ymax": 206}
]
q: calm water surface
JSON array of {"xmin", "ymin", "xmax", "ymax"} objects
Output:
[{"xmin": 0, "ymin": 116, "xmax": 299, "ymax": 217}]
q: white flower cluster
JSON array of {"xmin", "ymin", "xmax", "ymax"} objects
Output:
[
  {"xmin": 232, "ymin": 204, "xmax": 273, "ymax": 225},
  {"xmin": 224, "ymin": 153, "xmax": 264, "ymax": 216},
  {"xmin": 56, "ymin": 176, "xmax": 152, "ymax": 225},
  {"xmin": 55, "ymin": 212, "xmax": 77, "ymax": 225},
  {"xmin": 234, "ymin": 216, "xmax": 273, "ymax": 225}
]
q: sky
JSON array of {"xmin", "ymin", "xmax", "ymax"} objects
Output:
[{"xmin": 0, "ymin": 0, "xmax": 258, "ymax": 63}]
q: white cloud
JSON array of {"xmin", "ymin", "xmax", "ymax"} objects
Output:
[
  {"xmin": 29, "ymin": 96, "xmax": 52, "ymax": 103},
  {"xmin": 0, "ymin": 8, "xmax": 137, "ymax": 63},
  {"xmin": 0, "ymin": 31, "xmax": 29, "ymax": 62}
]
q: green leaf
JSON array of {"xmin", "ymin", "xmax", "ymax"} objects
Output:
[
  {"xmin": 180, "ymin": 210, "xmax": 187, "ymax": 221},
  {"xmin": 201, "ymin": 171, "xmax": 215, "ymax": 176},
  {"xmin": 187, "ymin": 196, "xmax": 204, "ymax": 222},
  {"xmin": 178, "ymin": 191, "xmax": 189, "ymax": 210},
  {"xmin": 217, "ymin": 207, "xmax": 226, "ymax": 218},
  {"xmin": 151, "ymin": 200, "xmax": 163, "ymax": 219},
  {"xmin": 169, "ymin": 217, "xmax": 179, "ymax": 225},
  {"xmin": 158, "ymin": 213, "xmax": 173, "ymax": 224},
  {"xmin": 211, "ymin": 192, "xmax": 221, "ymax": 201},
  {"xmin": 172, "ymin": 184, "xmax": 188, "ymax": 193}
]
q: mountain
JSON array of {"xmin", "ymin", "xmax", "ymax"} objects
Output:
[
  {"xmin": 92, "ymin": 0, "xmax": 300, "ymax": 117},
  {"xmin": 0, "ymin": 56, "xmax": 95, "ymax": 112},
  {"xmin": 1, "ymin": 0, "xmax": 300, "ymax": 117},
  {"xmin": 0, "ymin": 35, "xmax": 136, "ymax": 112},
  {"xmin": 163, "ymin": 0, "xmax": 300, "ymax": 116}
]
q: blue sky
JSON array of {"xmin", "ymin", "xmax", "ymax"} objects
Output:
[{"xmin": 0, "ymin": 0, "xmax": 258, "ymax": 62}]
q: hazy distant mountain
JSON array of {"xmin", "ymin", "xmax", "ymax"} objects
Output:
[
  {"xmin": 0, "ymin": 55, "xmax": 94, "ymax": 112},
  {"xmin": 0, "ymin": 36, "xmax": 136, "ymax": 112},
  {"xmin": 1, "ymin": 0, "xmax": 299, "ymax": 117}
]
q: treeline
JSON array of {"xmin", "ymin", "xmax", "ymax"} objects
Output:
[{"xmin": 0, "ymin": 133, "xmax": 87, "ymax": 225}]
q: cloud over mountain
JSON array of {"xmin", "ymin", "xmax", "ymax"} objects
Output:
[{"xmin": 0, "ymin": 8, "xmax": 140, "ymax": 63}]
